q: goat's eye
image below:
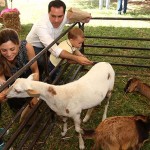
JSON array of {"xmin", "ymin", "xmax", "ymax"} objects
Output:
[{"xmin": 15, "ymin": 89, "xmax": 22, "ymax": 94}]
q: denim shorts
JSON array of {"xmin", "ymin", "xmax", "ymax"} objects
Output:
[{"xmin": 0, "ymin": 128, "xmax": 4, "ymax": 150}]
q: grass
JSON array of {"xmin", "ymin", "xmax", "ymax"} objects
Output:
[{"xmin": 0, "ymin": 0, "xmax": 150, "ymax": 149}]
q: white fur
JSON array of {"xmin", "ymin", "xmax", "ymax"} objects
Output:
[{"xmin": 6, "ymin": 62, "xmax": 115, "ymax": 149}]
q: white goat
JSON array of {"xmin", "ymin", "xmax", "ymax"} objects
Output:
[{"xmin": 6, "ymin": 62, "xmax": 115, "ymax": 149}]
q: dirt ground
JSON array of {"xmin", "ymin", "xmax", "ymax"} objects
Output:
[{"xmin": 128, "ymin": 0, "xmax": 150, "ymax": 11}]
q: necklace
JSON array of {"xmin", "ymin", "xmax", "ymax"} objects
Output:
[{"xmin": 66, "ymin": 40, "xmax": 74, "ymax": 53}]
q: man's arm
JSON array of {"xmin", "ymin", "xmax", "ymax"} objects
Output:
[
  {"xmin": 74, "ymin": 50, "xmax": 85, "ymax": 57},
  {"xmin": 59, "ymin": 50, "xmax": 93, "ymax": 65}
]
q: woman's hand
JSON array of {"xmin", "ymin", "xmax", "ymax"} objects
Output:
[
  {"xmin": 0, "ymin": 92, "xmax": 7, "ymax": 102},
  {"xmin": 0, "ymin": 80, "xmax": 7, "ymax": 102},
  {"xmin": 29, "ymin": 97, "xmax": 39, "ymax": 108},
  {"xmin": 0, "ymin": 80, "xmax": 6, "ymax": 85}
]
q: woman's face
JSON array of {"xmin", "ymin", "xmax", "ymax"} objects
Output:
[{"xmin": 0, "ymin": 40, "xmax": 19, "ymax": 62}]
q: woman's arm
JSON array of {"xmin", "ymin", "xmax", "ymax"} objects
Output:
[
  {"xmin": 26, "ymin": 43, "xmax": 39, "ymax": 81},
  {"xmin": 26, "ymin": 43, "xmax": 40, "ymax": 106},
  {"xmin": 0, "ymin": 74, "xmax": 7, "ymax": 102}
]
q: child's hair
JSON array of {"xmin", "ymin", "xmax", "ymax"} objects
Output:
[{"xmin": 68, "ymin": 28, "xmax": 84, "ymax": 40}]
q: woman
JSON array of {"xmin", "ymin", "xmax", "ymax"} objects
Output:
[{"xmin": 0, "ymin": 28, "xmax": 39, "ymax": 111}]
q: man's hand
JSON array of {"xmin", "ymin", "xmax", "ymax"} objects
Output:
[{"xmin": 60, "ymin": 50, "xmax": 93, "ymax": 65}]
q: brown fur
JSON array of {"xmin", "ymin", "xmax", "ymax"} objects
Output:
[
  {"xmin": 66, "ymin": 109, "xmax": 69, "ymax": 114},
  {"xmin": 107, "ymin": 73, "xmax": 110, "ymax": 80},
  {"xmin": 48, "ymin": 86, "xmax": 57, "ymax": 96},
  {"xmin": 83, "ymin": 115, "xmax": 150, "ymax": 150},
  {"xmin": 124, "ymin": 78, "xmax": 150, "ymax": 99}
]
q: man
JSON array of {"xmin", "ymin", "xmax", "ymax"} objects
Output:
[
  {"xmin": 99, "ymin": 0, "xmax": 110, "ymax": 10},
  {"xmin": 117, "ymin": 0, "xmax": 128, "ymax": 14},
  {"xmin": 26, "ymin": 0, "xmax": 93, "ymax": 73}
]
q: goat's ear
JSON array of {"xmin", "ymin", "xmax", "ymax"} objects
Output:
[
  {"xmin": 27, "ymin": 73, "xmax": 38, "ymax": 81},
  {"xmin": 26, "ymin": 89, "xmax": 40, "ymax": 97}
]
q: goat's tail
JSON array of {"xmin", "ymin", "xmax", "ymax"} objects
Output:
[{"xmin": 83, "ymin": 129, "xmax": 95, "ymax": 139}]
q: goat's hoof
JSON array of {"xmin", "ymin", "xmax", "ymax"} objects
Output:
[
  {"xmin": 76, "ymin": 128, "xmax": 83, "ymax": 134},
  {"xmin": 61, "ymin": 131, "xmax": 66, "ymax": 137},
  {"xmin": 83, "ymin": 118, "xmax": 88, "ymax": 123},
  {"xmin": 80, "ymin": 129, "xmax": 84, "ymax": 135},
  {"xmin": 79, "ymin": 145, "xmax": 85, "ymax": 150}
]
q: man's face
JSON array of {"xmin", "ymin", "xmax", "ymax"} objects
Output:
[{"xmin": 49, "ymin": 6, "xmax": 65, "ymax": 28}]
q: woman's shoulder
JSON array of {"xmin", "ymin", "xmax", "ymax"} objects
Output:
[
  {"xmin": 20, "ymin": 40, "xmax": 27, "ymax": 46},
  {"xmin": 18, "ymin": 40, "xmax": 28, "ymax": 59},
  {"xmin": 19, "ymin": 40, "xmax": 28, "ymax": 52}
]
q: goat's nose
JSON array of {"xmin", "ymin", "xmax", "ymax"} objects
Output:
[{"xmin": 124, "ymin": 87, "xmax": 128, "ymax": 93}]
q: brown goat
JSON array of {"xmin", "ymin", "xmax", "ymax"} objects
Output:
[
  {"xmin": 83, "ymin": 115, "xmax": 150, "ymax": 150},
  {"xmin": 124, "ymin": 78, "xmax": 150, "ymax": 99}
]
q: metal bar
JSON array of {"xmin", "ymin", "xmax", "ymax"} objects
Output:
[
  {"xmin": 17, "ymin": 105, "xmax": 48, "ymax": 150},
  {"xmin": 68, "ymin": 65, "xmax": 83, "ymax": 82},
  {"xmin": 27, "ymin": 113, "xmax": 53, "ymax": 150},
  {"xmin": 85, "ymin": 53, "xmax": 150, "ymax": 59},
  {"xmin": 52, "ymin": 63, "xmax": 70, "ymax": 85},
  {"xmin": 85, "ymin": 36, "xmax": 150, "ymax": 41},
  {"xmin": 0, "ymin": 100, "xmax": 29, "ymax": 138},
  {"xmin": 3, "ymin": 101, "xmax": 43, "ymax": 150},
  {"xmin": 116, "ymin": 72, "xmax": 150, "ymax": 77},
  {"xmin": 84, "ymin": 44, "xmax": 150, "ymax": 51},
  {"xmin": 35, "ymin": 110, "xmax": 56, "ymax": 150},
  {"xmin": 93, "ymin": 61, "xmax": 150, "ymax": 68},
  {"xmin": 91, "ymin": 17, "xmax": 150, "ymax": 21},
  {"xmin": 111, "ymin": 63, "xmax": 150, "ymax": 68}
]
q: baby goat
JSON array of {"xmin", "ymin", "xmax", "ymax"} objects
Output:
[
  {"xmin": 6, "ymin": 62, "xmax": 115, "ymax": 150},
  {"xmin": 124, "ymin": 78, "xmax": 150, "ymax": 99},
  {"xmin": 83, "ymin": 115, "xmax": 150, "ymax": 150}
]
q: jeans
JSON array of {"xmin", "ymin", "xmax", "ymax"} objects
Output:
[
  {"xmin": 7, "ymin": 98, "xmax": 28, "ymax": 112},
  {"xmin": 33, "ymin": 46, "xmax": 56, "ymax": 81},
  {"xmin": 0, "ymin": 104, "xmax": 1, "ymax": 117},
  {"xmin": 0, "ymin": 128, "xmax": 4, "ymax": 150},
  {"xmin": 33, "ymin": 46, "xmax": 46, "ymax": 73},
  {"xmin": 117, "ymin": 0, "xmax": 128, "ymax": 13}
]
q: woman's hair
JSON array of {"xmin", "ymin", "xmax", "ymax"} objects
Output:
[
  {"xmin": 0, "ymin": 28, "xmax": 19, "ymax": 45},
  {"xmin": 68, "ymin": 28, "xmax": 84, "ymax": 40},
  {"xmin": 48, "ymin": 0, "xmax": 66, "ymax": 13},
  {"xmin": 0, "ymin": 28, "xmax": 20, "ymax": 77}
]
